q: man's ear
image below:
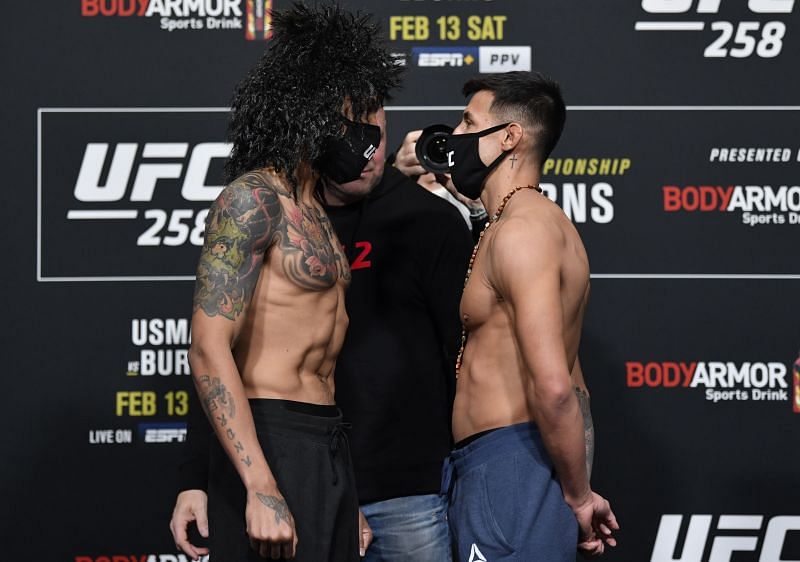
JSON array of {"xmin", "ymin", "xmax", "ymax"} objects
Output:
[{"xmin": 502, "ymin": 122, "xmax": 525, "ymax": 151}]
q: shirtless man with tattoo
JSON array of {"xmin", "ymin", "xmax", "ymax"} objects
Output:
[
  {"xmin": 181, "ymin": 5, "xmax": 400, "ymax": 561},
  {"xmin": 441, "ymin": 72, "xmax": 619, "ymax": 561}
]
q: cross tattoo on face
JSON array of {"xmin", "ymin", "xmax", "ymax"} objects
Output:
[{"xmin": 510, "ymin": 154, "xmax": 518, "ymax": 168}]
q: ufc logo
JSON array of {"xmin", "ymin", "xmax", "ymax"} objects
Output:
[
  {"xmin": 642, "ymin": 0, "xmax": 794, "ymax": 12},
  {"xmin": 651, "ymin": 514, "xmax": 800, "ymax": 561},
  {"xmin": 74, "ymin": 142, "xmax": 231, "ymax": 202}
]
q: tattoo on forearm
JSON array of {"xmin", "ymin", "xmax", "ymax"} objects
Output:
[
  {"xmin": 256, "ymin": 493, "xmax": 292, "ymax": 526},
  {"xmin": 197, "ymin": 374, "xmax": 251, "ymax": 467},
  {"xmin": 198, "ymin": 375, "xmax": 235, "ymax": 419},
  {"xmin": 575, "ymin": 387, "xmax": 595, "ymax": 478}
]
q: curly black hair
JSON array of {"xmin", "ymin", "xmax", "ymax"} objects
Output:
[{"xmin": 224, "ymin": 2, "xmax": 402, "ymax": 190}]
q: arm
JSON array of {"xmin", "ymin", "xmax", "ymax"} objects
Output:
[
  {"xmin": 171, "ymin": 387, "xmax": 212, "ymax": 559},
  {"xmin": 571, "ymin": 357, "xmax": 594, "ymax": 479},
  {"xmin": 392, "ymin": 129, "xmax": 427, "ymax": 177},
  {"xmin": 491, "ymin": 219, "xmax": 589, "ymax": 506},
  {"xmin": 491, "ymin": 220, "xmax": 616, "ymax": 553},
  {"xmin": 189, "ymin": 173, "xmax": 297, "ymax": 558}
]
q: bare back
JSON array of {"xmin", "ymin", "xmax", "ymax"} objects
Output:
[
  {"xmin": 453, "ymin": 189, "xmax": 590, "ymax": 441},
  {"xmin": 193, "ymin": 169, "xmax": 350, "ymax": 405}
]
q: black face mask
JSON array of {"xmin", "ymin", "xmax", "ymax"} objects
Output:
[
  {"xmin": 318, "ymin": 119, "xmax": 381, "ymax": 184},
  {"xmin": 445, "ymin": 122, "xmax": 510, "ymax": 199}
]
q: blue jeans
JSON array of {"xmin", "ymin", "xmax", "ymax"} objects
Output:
[{"xmin": 361, "ymin": 494, "xmax": 452, "ymax": 562}]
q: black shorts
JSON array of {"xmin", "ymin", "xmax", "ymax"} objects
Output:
[{"xmin": 208, "ymin": 399, "xmax": 359, "ymax": 562}]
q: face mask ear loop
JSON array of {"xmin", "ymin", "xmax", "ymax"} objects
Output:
[
  {"xmin": 484, "ymin": 123, "xmax": 512, "ymax": 169},
  {"xmin": 488, "ymin": 149, "xmax": 511, "ymax": 171}
]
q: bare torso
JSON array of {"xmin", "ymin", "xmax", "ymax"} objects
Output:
[
  {"xmin": 452, "ymin": 189, "xmax": 590, "ymax": 442},
  {"xmin": 196, "ymin": 168, "xmax": 350, "ymax": 405}
]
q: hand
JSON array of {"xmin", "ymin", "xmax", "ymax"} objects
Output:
[
  {"xmin": 246, "ymin": 487, "xmax": 298, "ymax": 559},
  {"xmin": 169, "ymin": 490, "xmax": 210, "ymax": 561},
  {"xmin": 436, "ymin": 173, "xmax": 486, "ymax": 212},
  {"xmin": 358, "ymin": 510, "xmax": 373, "ymax": 557},
  {"xmin": 572, "ymin": 491, "xmax": 619, "ymax": 557},
  {"xmin": 416, "ymin": 172, "xmax": 444, "ymax": 193},
  {"xmin": 394, "ymin": 130, "xmax": 427, "ymax": 177}
]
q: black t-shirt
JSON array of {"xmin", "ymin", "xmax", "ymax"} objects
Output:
[{"xmin": 178, "ymin": 166, "xmax": 473, "ymax": 503}]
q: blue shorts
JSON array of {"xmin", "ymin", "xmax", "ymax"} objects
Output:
[{"xmin": 441, "ymin": 422, "xmax": 578, "ymax": 562}]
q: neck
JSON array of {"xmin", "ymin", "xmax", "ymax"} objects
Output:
[
  {"xmin": 480, "ymin": 153, "xmax": 541, "ymax": 216},
  {"xmin": 294, "ymin": 162, "xmax": 321, "ymax": 205},
  {"xmin": 321, "ymin": 179, "xmax": 362, "ymax": 207}
]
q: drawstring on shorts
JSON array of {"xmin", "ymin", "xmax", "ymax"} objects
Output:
[{"xmin": 328, "ymin": 422, "xmax": 351, "ymax": 485}]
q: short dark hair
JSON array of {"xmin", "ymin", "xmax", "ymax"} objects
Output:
[
  {"xmin": 224, "ymin": 2, "xmax": 402, "ymax": 187},
  {"xmin": 462, "ymin": 71, "xmax": 566, "ymax": 163}
]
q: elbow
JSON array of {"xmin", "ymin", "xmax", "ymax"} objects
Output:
[
  {"xmin": 188, "ymin": 342, "xmax": 219, "ymax": 380},
  {"xmin": 533, "ymin": 380, "xmax": 577, "ymax": 421}
]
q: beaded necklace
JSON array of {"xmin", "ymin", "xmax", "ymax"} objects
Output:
[{"xmin": 455, "ymin": 185, "xmax": 541, "ymax": 378}]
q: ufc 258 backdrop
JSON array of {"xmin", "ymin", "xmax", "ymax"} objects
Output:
[{"xmin": 2, "ymin": 1, "xmax": 799, "ymax": 561}]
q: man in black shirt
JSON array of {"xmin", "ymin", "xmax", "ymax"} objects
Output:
[{"xmin": 171, "ymin": 107, "xmax": 473, "ymax": 561}]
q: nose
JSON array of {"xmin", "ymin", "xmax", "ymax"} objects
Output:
[{"xmin": 452, "ymin": 121, "xmax": 467, "ymax": 135}]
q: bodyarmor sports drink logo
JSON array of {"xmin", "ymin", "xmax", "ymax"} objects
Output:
[
  {"xmin": 651, "ymin": 514, "xmax": 800, "ymax": 561},
  {"xmin": 80, "ymin": 0, "xmax": 274, "ymax": 39},
  {"xmin": 38, "ymin": 109, "xmax": 231, "ymax": 280},
  {"xmin": 75, "ymin": 554, "xmax": 208, "ymax": 562},
  {"xmin": 663, "ymin": 184, "xmax": 800, "ymax": 227},
  {"xmin": 635, "ymin": 0, "xmax": 795, "ymax": 59},
  {"xmin": 626, "ymin": 360, "xmax": 794, "ymax": 407}
]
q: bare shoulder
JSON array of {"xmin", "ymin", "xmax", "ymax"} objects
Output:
[
  {"xmin": 490, "ymin": 199, "xmax": 566, "ymax": 269},
  {"xmin": 193, "ymin": 170, "xmax": 285, "ymax": 320}
]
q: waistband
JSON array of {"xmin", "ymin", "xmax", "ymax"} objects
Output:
[
  {"xmin": 249, "ymin": 398, "xmax": 343, "ymax": 440},
  {"xmin": 248, "ymin": 399, "xmax": 350, "ymax": 486},
  {"xmin": 450, "ymin": 421, "xmax": 547, "ymax": 474}
]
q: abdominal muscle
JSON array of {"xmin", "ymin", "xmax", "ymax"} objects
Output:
[
  {"xmin": 452, "ymin": 307, "xmax": 532, "ymax": 443},
  {"xmin": 232, "ymin": 257, "xmax": 349, "ymax": 406},
  {"xmin": 452, "ymin": 300, "xmax": 583, "ymax": 443}
]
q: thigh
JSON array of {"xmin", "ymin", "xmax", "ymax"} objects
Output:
[
  {"xmin": 362, "ymin": 495, "xmax": 451, "ymax": 562},
  {"xmin": 448, "ymin": 464, "xmax": 516, "ymax": 562},
  {"xmin": 263, "ymin": 431, "xmax": 358, "ymax": 562},
  {"xmin": 498, "ymin": 451, "xmax": 578, "ymax": 561}
]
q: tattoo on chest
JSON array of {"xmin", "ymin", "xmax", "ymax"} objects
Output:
[
  {"xmin": 193, "ymin": 172, "xmax": 348, "ymax": 321},
  {"xmin": 280, "ymin": 200, "xmax": 350, "ymax": 288}
]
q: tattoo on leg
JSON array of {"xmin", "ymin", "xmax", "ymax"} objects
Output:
[
  {"xmin": 575, "ymin": 387, "xmax": 595, "ymax": 478},
  {"xmin": 256, "ymin": 493, "xmax": 292, "ymax": 526}
]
